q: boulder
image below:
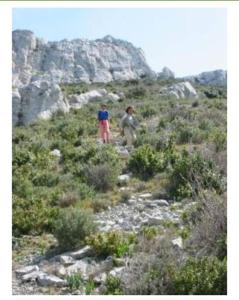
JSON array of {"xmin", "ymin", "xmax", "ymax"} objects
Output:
[
  {"xmin": 106, "ymin": 92, "xmax": 120, "ymax": 101},
  {"xmin": 66, "ymin": 259, "xmax": 92, "ymax": 279},
  {"xmin": 115, "ymin": 146, "xmax": 130, "ymax": 158},
  {"xmin": 16, "ymin": 265, "xmax": 39, "ymax": 276},
  {"xmin": 50, "ymin": 149, "xmax": 61, "ymax": 158},
  {"xmin": 109, "ymin": 267, "xmax": 125, "ymax": 277},
  {"xmin": 69, "ymin": 245, "xmax": 93, "ymax": 259},
  {"xmin": 93, "ymin": 272, "xmax": 107, "ymax": 284},
  {"xmin": 153, "ymin": 199, "xmax": 169, "ymax": 207},
  {"xmin": 59, "ymin": 255, "xmax": 75, "ymax": 265},
  {"xmin": 17, "ymin": 80, "xmax": 69, "ymax": 125},
  {"xmin": 37, "ymin": 273, "xmax": 67, "ymax": 287},
  {"xmin": 139, "ymin": 193, "xmax": 152, "ymax": 199},
  {"xmin": 118, "ymin": 174, "xmax": 131, "ymax": 183},
  {"xmin": 172, "ymin": 237, "xmax": 183, "ymax": 249},
  {"xmin": 21, "ymin": 271, "xmax": 45, "ymax": 282},
  {"xmin": 55, "ymin": 266, "xmax": 67, "ymax": 278},
  {"xmin": 148, "ymin": 216, "xmax": 163, "ymax": 225},
  {"xmin": 159, "ymin": 81, "xmax": 198, "ymax": 99},
  {"xmin": 68, "ymin": 89, "xmax": 107, "ymax": 109},
  {"xmin": 158, "ymin": 66, "xmax": 175, "ymax": 80}
]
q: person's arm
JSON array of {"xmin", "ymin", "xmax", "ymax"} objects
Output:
[
  {"xmin": 97, "ymin": 111, "xmax": 101, "ymax": 121},
  {"xmin": 132, "ymin": 117, "xmax": 139, "ymax": 129},
  {"xmin": 120, "ymin": 114, "xmax": 126, "ymax": 129}
]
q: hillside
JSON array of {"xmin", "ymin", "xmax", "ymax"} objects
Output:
[{"xmin": 12, "ymin": 78, "xmax": 227, "ymax": 295}]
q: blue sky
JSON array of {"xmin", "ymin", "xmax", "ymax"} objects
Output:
[{"xmin": 12, "ymin": 8, "xmax": 226, "ymax": 76}]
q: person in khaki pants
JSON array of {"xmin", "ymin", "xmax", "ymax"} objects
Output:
[{"xmin": 120, "ymin": 106, "xmax": 139, "ymax": 148}]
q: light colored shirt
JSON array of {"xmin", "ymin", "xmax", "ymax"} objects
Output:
[{"xmin": 120, "ymin": 113, "xmax": 138, "ymax": 130}]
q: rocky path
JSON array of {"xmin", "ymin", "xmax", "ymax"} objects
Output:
[
  {"xmin": 12, "ymin": 188, "xmax": 187, "ymax": 295},
  {"xmin": 95, "ymin": 192, "xmax": 181, "ymax": 232}
]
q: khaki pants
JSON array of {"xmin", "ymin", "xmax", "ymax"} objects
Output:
[{"xmin": 124, "ymin": 127, "xmax": 136, "ymax": 146}]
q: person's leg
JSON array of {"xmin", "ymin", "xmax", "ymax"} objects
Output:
[
  {"xmin": 124, "ymin": 128, "xmax": 132, "ymax": 146},
  {"xmin": 105, "ymin": 121, "xmax": 110, "ymax": 143},
  {"xmin": 99, "ymin": 122, "xmax": 105, "ymax": 143}
]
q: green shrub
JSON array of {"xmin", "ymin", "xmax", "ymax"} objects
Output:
[
  {"xmin": 53, "ymin": 207, "xmax": 97, "ymax": 251},
  {"xmin": 60, "ymin": 83, "xmax": 89, "ymax": 96},
  {"xmin": 13, "ymin": 148, "xmax": 33, "ymax": 167},
  {"xmin": 32, "ymin": 171, "xmax": 59, "ymax": 187},
  {"xmin": 128, "ymin": 145, "xmax": 164, "ymax": 180},
  {"xmin": 126, "ymin": 86, "xmax": 147, "ymax": 98},
  {"xmin": 104, "ymin": 275, "xmax": 124, "ymax": 295},
  {"xmin": 58, "ymin": 192, "xmax": 79, "ymax": 208},
  {"xmin": 139, "ymin": 226, "xmax": 159, "ymax": 240},
  {"xmin": 168, "ymin": 150, "xmax": 225, "ymax": 200},
  {"xmin": 172, "ymin": 256, "xmax": 227, "ymax": 295},
  {"xmin": 90, "ymin": 197, "xmax": 111, "ymax": 213},
  {"xmin": 120, "ymin": 191, "xmax": 132, "ymax": 203},
  {"xmin": 85, "ymin": 279, "xmax": 96, "ymax": 295},
  {"xmin": 89, "ymin": 144, "xmax": 121, "ymax": 168},
  {"xmin": 12, "ymin": 176, "xmax": 34, "ymax": 199},
  {"xmin": 66, "ymin": 273, "xmax": 83, "ymax": 291},
  {"xmin": 13, "ymin": 195, "xmax": 59, "ymax": 236},
  {"xmin": 192, "ymin": 100, "xmax": 199, "ymax": 107},
  {"xmin": 176, "ymin": 126, "xmax": 194, "ymax": 144},
  {"xmin": 211, "ymin": 129, "xmax": 226, "ymax": 152},
  {"xmin": 83, "ymin": 163, "xmax": 120, "ymax": 192},
  {"xmin": 176, "ymin": 125, "xmax": 204, "ymax": 144},
  {"xmin": 140, "ymin": 105, "xmax": 157, "ymax": 118},
  {"xmin": 86, "ymin": 231, "xmax": 136, "ymax": 258}
]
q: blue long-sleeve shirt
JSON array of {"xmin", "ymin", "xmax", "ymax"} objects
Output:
[{"xmin": 98, "ymin": 110, "xmax": 109, "ymax": 121}]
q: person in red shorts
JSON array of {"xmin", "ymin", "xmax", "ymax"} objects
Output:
[{"xmin": 97, "ymin": 103, "xmax": 110, "ymax": 144}]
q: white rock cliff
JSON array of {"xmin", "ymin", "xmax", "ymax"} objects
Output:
[
  {"xmin": 13, "ymin": 30, "xmax": 155, "ymax": 87},
  {"xmin": 12, "ymin": 30, "xmax": 155, "ymax": 125}
]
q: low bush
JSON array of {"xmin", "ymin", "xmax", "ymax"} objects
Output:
[
  {"xmin": 86, "ymin": 231, "xmax": 136, "ymax": 258},
  {"xmin": 211, "ymin": 129, "xmax": 226, "ymax": 152},
  {"xmin": 13, "ymin": 195, "xmax": 59, "ymax": 236},
  {"xmin": 90, "ymin": 197, "xmax": 111, "ymax": 213},
  {"xmin": 104, "ymin": 275, "xmax": 124, "ymax": 295},
  {"xmin": 139, "ymin": 226, "xmax": 160, "ymax": 240},
  {"xmin": 140, "ymin": 105, "xmax": 157, "ymax": 119},
  {"xmin": 128, "ymin": 145, "xmax": 164, "ymax": 180},
  {"xmin": 66, "ymin": 273, "xmax": 83, "ymax": 291},
  {"xmin": 172, "ymin": 256, "xmax": 227, "ymax": 295},
  {"xmin": 53, "ymin": 207, "xmax": 97, "ymax": 251},
  {"xmin": 126, "ymin": 86, "xmax": 147, "ymax": 99},
  {"xmin": 58, "ymin": 192, "xmax": 79, "ymax": 208},
  {"xmin": 120, "ymin": 191, "xmax": 132, "ymax": 203},
  {"xmin": 167, "ymin": 150, "xmax": 225, "ymax": 200},
  {"xmin": 186, "ymin": 192, "xmax": 227, "ymax": 259},
  {"xmin": 83, "ymin": 163, "xmax": 120, "ymax": 192},
  {"xmin": 32, "ymin": 171, "xmax": 59, "ymax": 187}
]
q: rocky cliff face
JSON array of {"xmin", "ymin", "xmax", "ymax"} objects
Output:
[
  {"xmin": 12, "ymin": 30, "xmax": 156, "ymax": 125},
  {"xmin": 12, "ymin": 30, "xmax": 155, "ymax": 87},
  {"xmin": 183, "ymin": 69, "xmax": 227, "ymax": 87},
  {"xmin": 157, "ymin": 66, "xmax": 175, "ymax": 80}
]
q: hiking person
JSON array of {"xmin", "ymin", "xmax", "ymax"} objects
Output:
[
  {"xmin": 120, "ymin": 106, "xmax": 139, "ymax": 148},
  {"xmin": 98, "ymin": 103, "xmax": 110, "ymax": 143}
]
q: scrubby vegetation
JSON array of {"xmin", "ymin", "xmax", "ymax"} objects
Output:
[
  {"xmin": 86, "ymin": 231, "xmax": 136, "ymax": 258},
  {"xmin": 53, "ymin": 207, "xmax": 97, "ymax": 251},
  {"xmin": 12, "ymin": 78, "xmax": 227, "ymax": 295}
]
